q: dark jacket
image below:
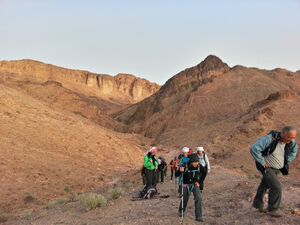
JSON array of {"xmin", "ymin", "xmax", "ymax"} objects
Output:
[
  {"xmin": 158, "ymin": 159, "xmax": 167, "ymax": 171},
  {"xmin": 175, "ymin": 164, "xmax": 201, "ymax": 184}
]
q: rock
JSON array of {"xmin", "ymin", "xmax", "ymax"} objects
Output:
[{"xmin": 292, "ymin": 208, "xmax": 300, "ymax": 216}]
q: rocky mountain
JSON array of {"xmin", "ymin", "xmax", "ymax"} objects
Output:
[
  {"xmin": 1, "ymin": 56, "xmax": 300, "ymax": 219},
  {"xmin": 0, "ymin": 60, "xmax": 160, "ymax": 106},
  {"xmin": 0, "ymin": 60, "xmax": 158, "ymax": 212},
  {"xmin": 115, "ymin": 55, "xmax": 300, "ymax": 167}
]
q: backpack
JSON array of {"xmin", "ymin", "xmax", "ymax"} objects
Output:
[{"xmin": 139, "ymin": 186, "xmax": 157, "ymax": 199}]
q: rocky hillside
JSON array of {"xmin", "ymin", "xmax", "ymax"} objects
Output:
[
  {"xmin": 0, "ymin": 60, "xmax": 160, "ymax": 105},
  {"xmin": 0, "ymin": 82, "xmax": 151, "ymax": 213},
  {"xmin": 0, "ymin": 60, "xmax": 158, "ymax": 213},
  {"xmin": 115, "ymin": 55, "xmax": 300, "ymax": 173}
]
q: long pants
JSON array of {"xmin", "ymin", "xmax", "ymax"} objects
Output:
[
  {"xmin": 157, "ymin": 169, "xmax": 165, "ymax": 183},
  {"xmin": 164, "ymin": 168, "xmax": 167, "ymax": 177},
  {"xmin": 171, "ymin": 169, "xmax": 175, "ymax": 180},
  {"xmin": 160, "ymin": 170, "xmax": 164, "ymax": 182},
  {"xmin": 253, "ymin": 168, "xmax": 282, "ymax": 210},
  {"xmin": 199, "ymin": 166, "xmax": 208, "ymax": 191},
  {"xmin": 145, "ymin": 168, "xmax": 157, "ymax": 188},
  {"xmin": 178, "ymin": 184, "xmax": 202, "ymax": 219}
]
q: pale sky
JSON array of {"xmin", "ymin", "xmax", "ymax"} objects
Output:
[{"xmin": 1, "ymin": 0, "xmax": 299, "ymax": 84}]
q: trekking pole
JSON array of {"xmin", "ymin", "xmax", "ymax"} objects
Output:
[{"xmin": 180, "ymin": 175, "xmax": 184, "ymax": 225}]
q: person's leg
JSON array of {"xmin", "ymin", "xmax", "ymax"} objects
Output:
[
  {"xmin": 178, "ymin": 184, "xmax": 182, "ymax": 195},
  {"xmin": 145, "ymin": 169, "xmax": 153, "ymax": 188},
  {"xmin": 178, "ymin": 185, "xmax": 190, "ymax": 216},
  {"xmin": 266, "ymin": 169, "xmax": 282, "ymax": 211},
  {"xmin": 253, "ymin": 170, "xmax": 269, "ymax": 210},
  {"xmin": 193, "ymin": 186, "xmax": 202, "ymax": 220},
  {"xmin": 161, "ymin": 170, "xmax": 164, "ymax": 183},
  {"xmin": 200, "ymin": 167, "xmax": 207, "ymax": 191},
  {"xmin": 171, "ymin": 169, "xmax": 173, "ymax": 180},
  {"xmin": 152, "ymin": 170, "xmax": 158, "ymax": 187}
]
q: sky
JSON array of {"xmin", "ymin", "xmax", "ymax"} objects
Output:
[{"xmin": 0, "ymin": 0, "xmax": 299, "ymax": 84}]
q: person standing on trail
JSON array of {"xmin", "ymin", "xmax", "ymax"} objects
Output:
[
  {"xmin": 157, "ymin": 156, "xmax": 167, "ymax": 183},
  {"xmin": 177, "ymin": 147, "xmax": 190, "ymax": 196},
  {"xmin": 144, "ymin": 146, "xmax": 159, "ymax": 189},
  {"xmin": 170, "ymin": 156, "xmax": 178, "ymax": 181},
  {"xmin": 250, "ymin": 126, "xmax": 298, "ymax": 217},
  {"xmin": 176, "ymin": 153, "xmax": 203, "ymax": 222},
  {"xmin": 196, "ymin": 147, "xmax": 211, "ymax": 192}
]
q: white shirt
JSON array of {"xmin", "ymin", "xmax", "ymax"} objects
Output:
[{"xmin": 265, "ymin": 142, "xmax": 285, "ymax": 169}]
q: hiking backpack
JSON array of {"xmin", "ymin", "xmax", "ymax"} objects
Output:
[{"xmin": 139, "ymin": 186, "xmax": 157, "ymax": 199}]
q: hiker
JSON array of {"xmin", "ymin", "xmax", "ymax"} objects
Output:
[
  {"xmin": 143, "ymin": 146, "xmax": 159, "ymax": 189},
  {"xmin": 196, "ymin": 147, "xmax": 211, "ymax": 191},
  {"xmin": 177, "ymin": 147, "xmax": 190, "ymax": 196},
  {"xmin": 176, "ymin": 153, "xmax": 203, "ymax": 222},
  {"xmin": 157, "ymin": 156, "xmax": 167, "ymax": 183},
  {"xmin": 250, "ymin": 126, "xmax": 298, "ymax": 217},
  {"xmin": 163, "ymin": 158, "xmax": 167, "ymax": 178},
  {"xmin": 170, "ymin": 156, "xmax": 178, "ymax": 180}
]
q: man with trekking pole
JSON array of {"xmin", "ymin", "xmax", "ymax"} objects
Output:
[
  {"xmin": 250, "ymin": 126, "xmax": 298, "ymax": 217},
  {"xmin": 176, "ymin": 151, "xmax": 203, "ymax": 223}
]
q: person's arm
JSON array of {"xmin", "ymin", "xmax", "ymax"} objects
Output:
[
  {"xmin": 250, "ymin": 134, "xmax": 272, "ymax": 166},
  {"xmin": 287, "ymin": 141, "xmax": 298, "ymax": 164},
  {"xmin": 175, "ymin": 167, "xmax": 183, "ymax": 177},
  {"xmin": 196, "ymin": 170, "xmax": 201, "ymax": 187},
  {"xmin": 205, "ymin": 154, "xmax": 211, "ymax": 173},
  {"xmin": 175, "ymin": 160, "xmax": 186, "ymax": 177},
  {"xmin": 154, "ymin": 157, "xmax": 159, "ymax": 169}
]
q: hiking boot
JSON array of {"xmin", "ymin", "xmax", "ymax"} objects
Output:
[
  {"xmin": 267, "ymin": 209, "xmax": 283, "ymax": 218},
  {"xmin": 258, "ymin": 208, "xmax": 268, "ymax": 213},
  {"xmin": 196, "ymin": 217, "xmax": 204, "ymax": 222},
  {"xmin": 252, "ymin": 201, "xmax": 265, "ymax": 212}
]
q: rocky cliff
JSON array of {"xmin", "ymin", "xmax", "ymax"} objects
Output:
[{"xmin": 0, "ymin": 60, "xmax": 160, "ymax": 104}]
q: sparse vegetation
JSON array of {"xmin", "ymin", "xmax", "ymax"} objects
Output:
[
  {"xmin": 79, "ymin": 193, "xmax": 107, "ymax": 211},
  {"xmin": 47, "ymin": 198, "xmax": 68, "ymax": 209},
  {"xmin": 69, "ymin": 192, "xmax": 81, "ymax": 202},
  {"xmin": 107, "ymin": 187, "xmax": 124, "ymax": 200}
]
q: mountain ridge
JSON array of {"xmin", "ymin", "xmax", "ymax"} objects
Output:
[{"xmin": 0, "ymin": 59, "xmax": 160, "ymax": 104}]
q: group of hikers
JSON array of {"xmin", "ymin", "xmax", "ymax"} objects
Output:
[
  {"xmin": 140, "ymin": 126, "xmax": 298, "ymax": 223},
  {"xmin": 141, "ymin": 145, "xmax": 211, "ymax": 222}
]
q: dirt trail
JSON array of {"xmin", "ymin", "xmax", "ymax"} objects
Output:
[{"xmin": 4, "ymin": 166, "xmax": 300, "ymax": 225}]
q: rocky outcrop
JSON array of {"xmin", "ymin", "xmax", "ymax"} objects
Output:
[
  {"xmin": 0, "ymin": 60, "xmax": 160, "ymax": 104},
  {"xmin": 115, "ymin": 55, "xmax": 230, "ymax": 125},
  {"xmin": 115, "ymin": 55, "xmax": 300, "ymax": 147},
  {"xmin": 159, "ymin": 55, "xmax": 230, "ymax": 97}
]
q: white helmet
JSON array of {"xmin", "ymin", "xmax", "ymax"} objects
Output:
[
  {"xmin": 182, "ymin": 147, "xmax": 189, "ymax": 153},
  {"xmin": 196, "ymin": 146, "xmax": 205, "ymax": 152}
]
